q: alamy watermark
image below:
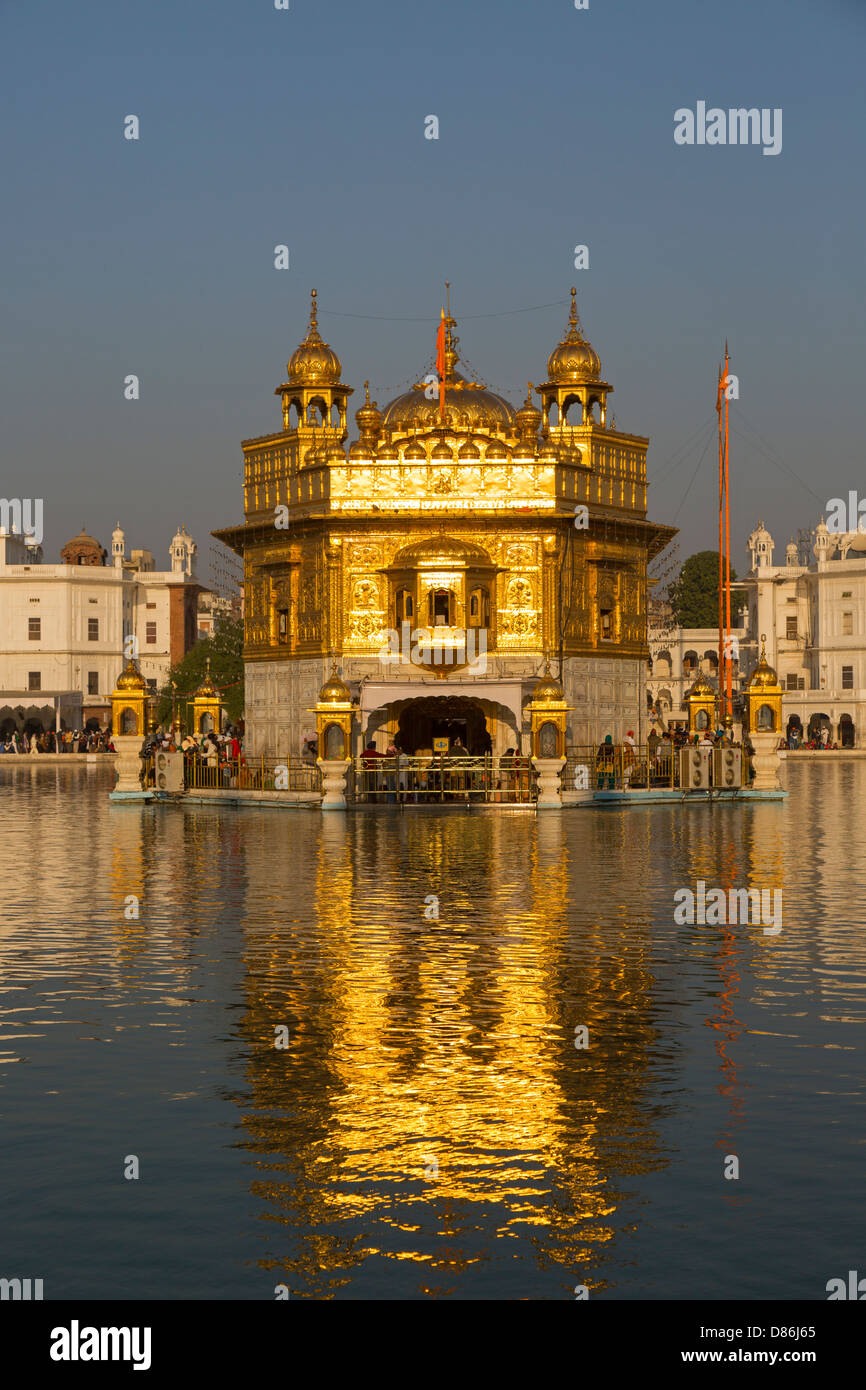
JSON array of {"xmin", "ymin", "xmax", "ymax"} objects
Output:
[
  {"xmin": 674, "ymin": 103, "xmax": 782, "ymax": 157},
  {"xmin": 674, "ymin": 880, "xmax": 782, "ymax": 935},
  {"xmin": 0, "ymin": 497, "xmax": 43, "ymax": 544}
]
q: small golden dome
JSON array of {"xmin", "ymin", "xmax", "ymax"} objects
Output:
[
  {"xmin": 348, "ymin": 439, "xmax": 369, "ymax": 459},
  {"xmin": 377, "ymin": 441, "xmax": 399, "ymax": 460},
  {"xmin": 287, "ymin": 289, "xmax": 342, "ymax": 386},
  {"xmin": 458, "ymin": 439, "xmax": 481, "ymax": 459},
  {"xmin": 516, "ymin": 382, "xmax": 542, "ymax": 433},
  {"xmin": 485, "ymin": 439, "xmax": 508, "ymax": 460},
  {"xmin": 747, "ymin": 638, "xmax": 780, "ymax": 690},
  {"xmin": 688, "ymin": 672, "xmax": 716, "ymax": 697},
  {"xmin": 319, "ymin": 667, "xmax": 351, "ymax": 703},
  {"xmin": 404, "ymin": 439, "xmax": 426, "ymax": 460},
  {"xmin": 326, "ymin": 443, "xmax": 346, "ymax": 464},
  {"xmin": 532, "ymin": 663, "xmax": 565, "ymax": 701},
  {"xmin": 355, "ymin": 381, "xmax": 382, "ymax": 435},
  {"xmin": 115, "ymin": 656, "xmax": 148, "ymax": 692},
  {"xmin": 195, "ymin": 658, "xmax": 217, "ymax": 698},
  {"xmin": 431, "ymin": 439, "xmax": 453, "ymax": 460},
  {"xmin": 547, "ymin": 288, "xmax": 601, "ymax": 384}
]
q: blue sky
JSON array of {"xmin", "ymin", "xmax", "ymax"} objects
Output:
[{"xmin": 1, "ymin": 0, "xmax": 863, "ymax": 581}]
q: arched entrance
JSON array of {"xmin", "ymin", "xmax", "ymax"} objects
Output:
[
  {"xmin": 786, "ymin": 714, "xmax": 803, "ymax": 746},
  {"xmin": 808, "ymin": 712, "xmax": 831, "ymax": 744},
  {"xmin": 396, "ymin": 696, "xmax": 492, "ymax": 754},
  {"xmin": 839, "ymin": 713, "xmax": 855, "ymax": 748}
]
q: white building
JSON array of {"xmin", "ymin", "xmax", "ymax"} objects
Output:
[
  {"xmin": 647, "ymin": 599, "xmax": 745, "ymax": 728},
  {"xmin": 741, "ymin": 519, "xmax": 866, "ymax": 746},
  {"xmin": 0, "ymin": 523, "xmax": 204, "ymax": 735}
]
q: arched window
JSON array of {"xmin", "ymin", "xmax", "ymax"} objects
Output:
[
  {"xmin": 468, "ymin": 586, "xmax": 490, "ymax": 627},
  {"xmin": 324, "ymin": 722, "xmax": 345, "ymax": 759},
  {"xmin": 654, "ymin": 650, "xmax": 672, "ymax": 678},
  {"xmin": 696, "ymin": 709, "xmax": 709, "ymax": 730},
  {"xmin": 428, "ymin": 588, "xmax": 455, "ymax": 626},
  {"xmin": 757, "ymin": 704, "xmax": 775, "ymax": 731},
  {"xmin": 120, "ymin": 707, "xmax": 138, "ymax": 735},
  {"xmin": 683, "ymin": 650, "xmax": 699, "ymax": 675},
  {"xmin": 277, "ymin": 609, "xmax": 289, "ymax": 645},
  {"xmin": 396, "ymin": 587, "xmax": 414, "ymax": 624},
  {"xmin": 538, "ymin": 720, "xmax": 559, "ymax": 758}
]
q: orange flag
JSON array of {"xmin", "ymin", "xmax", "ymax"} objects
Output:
[{"xmin": 436, "ymin": 307, "xmax": 446, "ymax": 417}]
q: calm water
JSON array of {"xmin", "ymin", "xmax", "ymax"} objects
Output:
[{"xmin": 0, "ymin": 759, "xmax": 864, "ymax": 1300}]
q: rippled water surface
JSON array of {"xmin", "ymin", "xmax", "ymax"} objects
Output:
[{"xmin": 1, "ymin": 760, "xmax": 864, "ymax": 1299}]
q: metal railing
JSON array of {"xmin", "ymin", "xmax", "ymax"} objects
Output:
[
  {"xmin": 565, "ymin": 742, "xmax": 681, "ymax": 791},
  {"xmin": 353, "ymin": 754, "xmax": 537, "ymax": 804},
  {"xmin": 140, "ymin": 753, "xmax": 322, "ymax": 793},
  {"xmin": 186, "ymin": 755, "xmax": 321, "ymax": 792}
]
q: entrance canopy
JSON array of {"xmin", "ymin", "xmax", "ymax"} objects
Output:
[{"xmin": 359, "ymin": 679, "xmax": 526, "ymax": 730}]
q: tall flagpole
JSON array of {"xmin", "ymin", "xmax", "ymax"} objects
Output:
[
  {"xmin": 723, "ymin": 342, "xmax": 733, "ymax": 724},
  {"xmin": 717, "ymin": 364, "xmax": 725, "ymax": 725}
]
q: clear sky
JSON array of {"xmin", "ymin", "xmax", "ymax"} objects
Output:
[{"xmin": 1, "ymin": 0, "xmax": 863, "ymax": 582}]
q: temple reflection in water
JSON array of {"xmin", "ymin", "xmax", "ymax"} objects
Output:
[{"xmin": 3, "ymin": 762, "xmax": 843, "ymax": 1299}]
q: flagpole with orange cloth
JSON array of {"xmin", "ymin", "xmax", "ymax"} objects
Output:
[
  {"xmin": 435, "ymin": 306, "xmax": 446, "ymax": 420},
  {"xmin": 723, "ymin": 343, "xmax": 733, "ymax": 722},
  {"xmin": 716, "ymin": 364, "xmax": 726, "ymax": 724}
]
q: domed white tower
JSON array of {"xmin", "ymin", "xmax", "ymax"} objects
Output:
[
  {"xmin": 112, "ymin": 522, "xmax": 126, "ymax": 568},
  {"xmin": 748, "ymin": 520, "xmax": 775, "ymax": 570},
  {"xmin": 170, "ymin": 524, "xmax": 198, "ymax": 577},
  {"xmin": 813, "ymin": 517, "xmax": 832, "ymax": 562},
  {"xmin": 785, "ymin": 539, "xmax": 798, "ymax": 567}
]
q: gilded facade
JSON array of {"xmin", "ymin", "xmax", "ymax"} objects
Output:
[{"xmin": 215, "ymin": 289, "xmax": 676, "ymax": 756}]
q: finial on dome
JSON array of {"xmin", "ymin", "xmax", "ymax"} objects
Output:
[
  {"xmin": 526, "ymin": 381, "xmax": 534, "ymax": 405},
  {"xmin": 569, "ymin": 287, "xmax": 578, "ymax": 326},
  {"xmin": 310, "ymin": 287, "xmax": 318, "ymax": 330},
  {"xmin": 364, "ymin": 380, "xmax": 370, "ymax": 403},
  {"xmin": 760, "ymin": 634, "xmax": 767, "ymax": 659}
]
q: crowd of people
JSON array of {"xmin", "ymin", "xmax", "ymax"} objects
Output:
[
  {"xmin": 0, "ymin": 728, "xmax": 115, "ymax": 754},
  {"xmin": 144, "ymin": 726, "xmax": 244, "ymax": 763}
]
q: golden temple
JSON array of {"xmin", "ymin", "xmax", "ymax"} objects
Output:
[{"xmin": 215, "ymin": 289, "xmax": 676, "ymax": 756}]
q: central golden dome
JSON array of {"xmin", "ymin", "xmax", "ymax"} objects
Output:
[
  {"xmin": 547, "ymin": 288, "xmax": 601, "ymax": 384},
  {"xmin": 382, "ymin": 314, "xmax": 515, "ymax": 432},
  {"xmin": 287, "ymin": 289, "xmax": 342, "ymax": 386}
]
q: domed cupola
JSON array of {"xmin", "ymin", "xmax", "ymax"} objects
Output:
[
  {"xmin": 287, "ymin": 289, "xmax": 342, "ymax": 386},
  {"xmin": 748, "ymin": 519, "xmax": 776, "ymax": 570},
  {"xmin": 275, "ymin": 289, "xmax": 353, "ymax": 436},
  {"xmin": 546, "ymin": 290, "xmax": 602, "ymax": 384},
  {"xmin": 381, "ymin": 309, "xmax": 516, "ymax": 434},
  {"xmin": 538, "ymin": 289, "xmax": 613, "ymax": 432}
]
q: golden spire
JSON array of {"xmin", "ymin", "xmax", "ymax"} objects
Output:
[
  {"xmin": 569, "ymin": 286, "xmax": 578, "ymax": 328},
  {"xmin": 286, "ymin": 287, "xmax": 342, "ymax": 385}
]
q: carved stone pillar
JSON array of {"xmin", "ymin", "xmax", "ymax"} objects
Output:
[
  {"xmin": 110, "ymin": 735, "xmax": 149, "ymax": 800},
  {"xmin": 532, "ymin": 755, "xmax": 565, "ymax": 808},
  {"xmin": 317, "ymin": 757, "xmax": 352, "ymax": 810},
  {"xmin": 749, "ymin": 732, "xmax": 782, "ymax": 791}
]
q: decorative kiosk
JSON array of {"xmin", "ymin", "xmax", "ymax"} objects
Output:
[
  {"xmin": 528, "ymin": 666, "xmax": 570, "ymax": 809},
  {"xmin": 744, "ymin": 639, "xmax": 784, "ymax": 791},
  {"xmin": 109, "ymin": 656, "xmax": 151, "ymax": 800},
  {"xmin": 314, "ymin": 668, "xmax": 355, "ymax": 810},
  {"xmin": 190, "ymin": 658, "xmax": 223, "ymax": 736}
]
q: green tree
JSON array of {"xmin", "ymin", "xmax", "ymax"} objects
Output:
[
  {"xmin": 669, "ymin": 551, "xmax": 746, "ymax": 629},
  {"xmin": 157, "ymin": 616, "xmax": 244, "ymax": 727}
]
